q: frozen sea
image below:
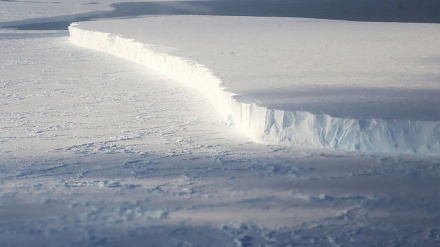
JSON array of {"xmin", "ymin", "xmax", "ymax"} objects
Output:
[{"xmin": 1, "ymin": 1, "xmax": 439, "ymax": 246}]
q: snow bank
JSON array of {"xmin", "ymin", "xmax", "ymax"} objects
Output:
[{"xmin": 68, "ymin": 22, "xmax": 440, "ymax": 155}]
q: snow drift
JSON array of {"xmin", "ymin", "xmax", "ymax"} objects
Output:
[{"xmin": 68, "ymin": 21, "xmax": 440, "ymax": 155}]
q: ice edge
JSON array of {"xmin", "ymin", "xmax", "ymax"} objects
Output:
[{"xmin": 68, "ymin": 23, "xmax": 440, "ymax": 155}]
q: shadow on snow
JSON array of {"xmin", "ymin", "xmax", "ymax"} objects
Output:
[{"xmin": 1, "ymin": 0, "xmax": 440, "ymax": 30}]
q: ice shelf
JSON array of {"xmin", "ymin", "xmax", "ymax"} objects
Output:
[{"xmin": 68, "ymin": 17, "xmax": 440, "ymax": 154}]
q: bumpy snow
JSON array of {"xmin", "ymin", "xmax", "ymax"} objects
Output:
[
  {"xmin": 2, "ymin": 27, "xmax": 439, "ymax": 246},
  {"xmin": 69, "ymin": 17, "xmax": 440, "ymax": 154},
  {"xmin": 2, "ymin": 1, "xmax": 440, "ymax": 246}
]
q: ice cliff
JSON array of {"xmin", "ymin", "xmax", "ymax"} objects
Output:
[{"xmin": 69, "ymin": 23, "xmax": 440, "ymax": 154}]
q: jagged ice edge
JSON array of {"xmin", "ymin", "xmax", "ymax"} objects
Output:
[{"xmin": 68, "ymin": 23, "xmax": 440, "ymax": 155}]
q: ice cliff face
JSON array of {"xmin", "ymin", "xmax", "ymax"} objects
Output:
[{"xmin": 69, "ymin": 23, "xmax": 440, "ymax": 155}]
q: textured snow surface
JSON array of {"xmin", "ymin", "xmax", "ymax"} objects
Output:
[
  {"xmin": 69, "ymin": 16, "xmax": 440, "ymax": 154},
  {"xmin": 3, "ymin": 29, "xmax": 438, "ymax": 246},
  {"xmin": 1, "ymin": 1, "xmax": 440, "ymax": 246}
]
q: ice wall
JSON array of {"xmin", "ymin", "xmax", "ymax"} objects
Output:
[{"xmin": 69, "ymin": 23, "xmax": 440, "ymax": 155}]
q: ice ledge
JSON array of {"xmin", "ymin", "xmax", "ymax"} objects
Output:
[{"xmin": 69, "ymin": 23, "xmax": 440, "ymax": 155}]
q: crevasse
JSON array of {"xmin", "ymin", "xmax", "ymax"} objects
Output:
[{"xmin": 68, "ymin": 23, "xmax": 440, "ymax": 155}]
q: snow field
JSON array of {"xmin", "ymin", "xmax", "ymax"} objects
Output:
[
  {"xmin": 68, "ymin": 17, "xmax": 440, "ymax": 154},
  {"xmin": 0, "ymin": 0, "xmax": 181, "ymax": 25},
  {"xmin": 2, "ymin": 1, "xmax": 440, "ymax": 245},
  {"xmin": 1, "ymin": 24, "xmax": 439, "ymax": 247}
]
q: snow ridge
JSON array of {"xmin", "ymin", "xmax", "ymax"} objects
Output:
[{"xmin": 69, "ymin": 23, "xmax": 440, "ymax": 155}]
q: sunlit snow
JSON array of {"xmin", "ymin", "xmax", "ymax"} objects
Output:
[
  {"xmin": 1, "ymin": 0, "xmax": 439, "ymax": 246},
  {"xmin": 69, "ymin": 16, "xmax": 440, "ymax": 154}
]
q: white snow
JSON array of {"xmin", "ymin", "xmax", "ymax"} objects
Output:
[
  {"xmin": 1, "ymin": 0, "xmax": 440, "ymax": 246},
  {"xmin": 0, "ymin": 0, "xmax": 188, "ymax": 24},
  {"xmin": 69, "ymin": 16, "xmax": 440, "ymax": 154}
]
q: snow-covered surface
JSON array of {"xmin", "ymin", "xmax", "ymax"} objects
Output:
[
  {"xmin": 0, "ymin": 0, "xmax": 112, "ymax": 23},
  {"xmin": 0, "ymin": 0, "xmax": 192, "ymax": 23},
  {"xmin": 69, "ymin": 16, "xmax": 440, "ymax": 154},
  {"xmin": 1, "ymin": 0, "xmax": 440, "ymax": 246}
]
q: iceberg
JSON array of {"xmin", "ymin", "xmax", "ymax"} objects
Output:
[{"xmin": 69, "ymin": 16, "xmax": 440, "ymax": 154}]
